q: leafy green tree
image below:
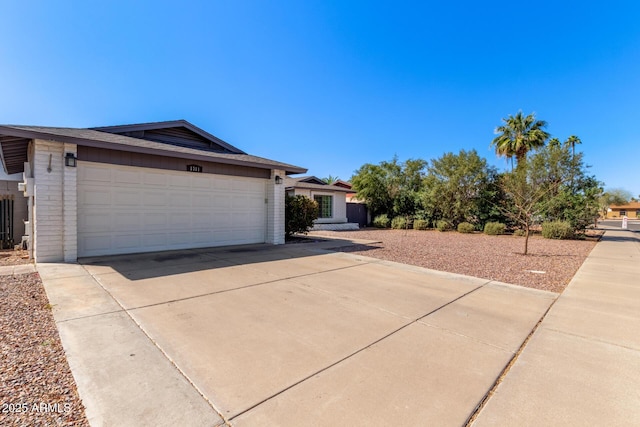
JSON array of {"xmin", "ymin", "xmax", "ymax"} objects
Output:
[
  {"xmin": 491, "ymin": 111, "xmax": 550, "ymax": 169},
  {"xmin": 351, "ymin": 157, "xmax": 426, "ymax": 219},
  {"xmin": 421, "ymin": 149, "xmax": 498, "ymax": 227},
  {"xmin": 529, "ymin": 143, "xmax": 601, "ymax": 232},
  {"xmin": 285, "ymin": 195, "xmax": 318, "ymax": 237}
]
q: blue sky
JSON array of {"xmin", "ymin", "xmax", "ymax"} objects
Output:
[{"xmin": 2, "ymin": 1, "xmax": 639, "ymax": 196}]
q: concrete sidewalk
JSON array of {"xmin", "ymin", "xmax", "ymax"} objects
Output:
[{"xmin": 473, "ymin": 228, "xmax": 640, "ymax": 426}]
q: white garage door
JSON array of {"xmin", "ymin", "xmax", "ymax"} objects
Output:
[{"xmin": 77, "ymin": 162, "xmax": 267, "ymax": 257}]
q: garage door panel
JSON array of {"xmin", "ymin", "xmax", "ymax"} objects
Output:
[
  {"xmin": 213, "ymin": 179, "xmax": 232, "ymax": 191},
  {"xmin": 113, "ymin": 234, "xmax": 142, "ymax": 250},
  {"xmin": 167, "ymin": 231, "xmax": 192, "ymax": 245},
  {"xmin": 143, "ymin": 172, "xmax": 167, "ymax": 186},
  {"xmin": 168, "ymin": 192, "xmax": 191, "ymax": 208},
  {"xmin": 143, "ymin": 191, "xmax": 166, "ymax": 207},
  {"xmin": 81, "ymin": 188, "xmax": 111, "ymax": 206},
  {"xmin": 79, "ymin": 234, "xmax": 113, "ymax": 254},
  {"xmin": 78, "ymin": 162, "xmax": 267, "ymax": 257},
  {"xmin": 79, "ymin": 212, "xmax": 112, "ymax": 232},
  {"xmin": 168, "ymin": 175, "xmax": 191, "ymax": 188},
  {"xmin": 79, "ymin": 164, "xmax": 111, "ymax": 183},
  {"xmin": 114, "ymin": 191, "xmax": 141, "ymax": 206},
  {"xmin": 115, "ymin": 169, "xmax": 141, "ymax": 184},
  {"xmin": 192, "ymin": 214, "xmax": 213, "ymax": 228},
  {"xmin": 117, "ymin": 213, "xmax": 142, "ymax": 232},
  {"xmin": 144, "ymin": 213, "xmax": 167, "ymax": 229},
  {"xmin": 168, "ymin": 212, "xmax": 191, "ymax": 228},
  {"xmin": 143, "ymin": 233, "xmax": 167, "ymax": 247},
  {"xmin": 192, "ymin": 176, "xmax": 212, "ymax": 189}
]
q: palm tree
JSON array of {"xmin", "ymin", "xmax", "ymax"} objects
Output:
[
  {"xmin": 565, "ymin": 135, "xmax": 581, "ymax": 159},
  {"xmin": 491, "ymin": 111, "xmax": 550, "ymax": 168},
  {"xmin": 322, "ymin": 175, "xmax": 339, "ymax": 184},
  {"xmin": 548, "ymin": 137, "xmax": 561, "ymax": 148}
]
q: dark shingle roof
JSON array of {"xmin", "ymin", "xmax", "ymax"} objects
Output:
[
  {"xmin": 284, "ymin": 176, "xmax": 352, "ymax": 193},
  {"xmin": 0, "ymin": 124, "xmax": 306, "ymax": 175}
]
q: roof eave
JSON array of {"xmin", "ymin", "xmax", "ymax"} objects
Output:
[{"xmin": 0, "ymin": 126, "xmax": 307, "ymax": 175}]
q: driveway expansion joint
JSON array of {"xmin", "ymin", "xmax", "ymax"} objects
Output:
[
  {"xmin": 229, "ymin": 281, "xmax": 487, "ymax": 422},
  {"xmin": 464, "ymin": 292, "xmax": 560, "ymax": 426},
  {"xmin": 124, "ymin": 261, "xmax": 377, "ymax": 312},
  {"xmin": 541, "ymin": 327, "xmax": 640, "ymax": 352},
  {"xmin": 82, "ymin": 264, "xmax": 231, "ymax": 425}
]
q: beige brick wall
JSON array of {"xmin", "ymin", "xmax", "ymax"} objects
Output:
[{"xmin": 32, "ymin": 140, "xmax": 77, "ymax": 262}]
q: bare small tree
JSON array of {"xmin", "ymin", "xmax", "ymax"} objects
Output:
[{"xmin": 498, "ymin": 164, "xmax": 557, "ymax": 255}]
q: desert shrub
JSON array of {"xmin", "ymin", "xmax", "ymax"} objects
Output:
[
  {"xmin": 513, "ymin": 229, "xmax": 526, "ymax": 237},
  {"xmin": 484, "ymin": 222, "xmax": 506, "ymax": 235},
  {"xmin": 373, "ymin": 214, "xmax": 391, "ymax": 228},
  {"xmin": 436, "ymin": 219, "xmax": 452, "ymax": 232},
  {"xmin": 285, "ymin": 195, "xmax": 318, "ymax": 237},
  {"xmin": 457, "ymin": 222, "xmax": 475, "ymax": 233},
  {"xmin": 391, "ymin": 216, "xmax": 409, "ymax": 229},
  {"xmin": 542, "ymin": 221, "xmax": 573, "ymax": 240},
  {"xmin": 413, "ymin": 219, "xmax": 429, "ymax": 230}
]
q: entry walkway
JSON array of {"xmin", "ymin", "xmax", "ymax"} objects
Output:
[{"xmin": 473, "ymin": 228, "xmax": 640, "ymax": 426}]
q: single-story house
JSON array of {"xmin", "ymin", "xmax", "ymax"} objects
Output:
[
  {"xmin": 605, "ymin": 202, "xmax": 640, "ymax": 219},
  {"xmin": 0, "ymin": 120, "xmax": 306, "ymax": 262},
  {"xmin": 284, "ymin": 176, "xmax": 359, "ymax": 230},
  {"xmin": 329, "ymin": 179, "xmax": 369, "ymax": 227}
]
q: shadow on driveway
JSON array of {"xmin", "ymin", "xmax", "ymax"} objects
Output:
[{"xmin": 79, "ymin": 237, "xmax": 381, "ymax": 281}]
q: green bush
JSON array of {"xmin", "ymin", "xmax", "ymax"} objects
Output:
[
  {"xmin": 513, "ymin": 229, "xmax": 526, "ymax": 237},
  {"xmin": 542, "ymin": 221, "xmax": 573, "ymax": 240},
  {"xmin": 285, "ymin": 195, "xmax": 318, "ymax": 237},
  {"xmin": 484, "ymin": 222, "xmax": 506, "ymax": 235},
  {"xmin": 436, "ymin": 220, "xmax": 452, "ymax": 232},
  {"xmin": 391, "ymin": 216, "xmax": 409, "ymax": 229},
  {"xmin": 373, "ymin": 214, "xmax": 391, "ymax": 228},
  {"xmin": 413, "ymin": 219, "xmax": 429, "ymax": 230},
  {"xmin": 457, "ymin": 222, "xmax": 475, "ymax": 233}
]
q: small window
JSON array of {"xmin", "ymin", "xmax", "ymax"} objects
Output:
[
  {"xmin": 620, "ymin": 210, "xmax": 627, "ymax": 217},
  {"xmin": 636, "ymin": 210, "xmax": 640, "ymax": 217},
  {"xmin": 313, "ymin": 195, "xmax": 333, "ymax": 218}
]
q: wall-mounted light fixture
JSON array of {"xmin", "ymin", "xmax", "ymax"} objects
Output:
[
  {"xmin": 274, "ymin": 175, "xmax": 283, "ymax": 185},
  {"xmin": 65, "ymin": 152, "xmax": 77, "ymax": 167}
]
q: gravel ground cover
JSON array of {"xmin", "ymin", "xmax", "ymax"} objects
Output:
[
  {"xmin": 309, "ymin": 229, "xmax": 600, "ymax": 293},
  {"xmin": 1, "ymin": 271, "xmax": 89, "ymax": 426},
  {"xmin": 0, "ymin": 249, "xmax": 31, "ymax": 266}
]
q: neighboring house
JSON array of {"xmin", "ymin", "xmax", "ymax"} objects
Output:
[
  {"xmin": 0, "ymin": 169, "xmax": 28, "ymax": 247},
  {"xmin": 606, "ymin": 202, "xmax": 640, "ymax": 219},
  {"xmin": 0, "ymin": 120, "xmax": 306, "ymax": 262},
  {"xmin": 329, "ymin": 179, "xmax": 369, "ymax": 227},
  {"xmin": 284, "ymin": 176, "xmax": 359, "ymax": 230}
]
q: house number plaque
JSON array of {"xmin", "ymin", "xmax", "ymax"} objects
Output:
[{"xmin": 187, "ymin": 164, "xmax": 203, "ymax": 173}]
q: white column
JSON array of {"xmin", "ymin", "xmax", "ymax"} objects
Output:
[
  {"xmin": 33, "ymin": 140, "xmax": 64, "ymax": 262},
  {"xmin": 266, "ymin": 169, "xmax": 285, "ymax": 244},
  {"xmin": 62, "ymin": 143, "xmax": 78, "ymax": 262}
]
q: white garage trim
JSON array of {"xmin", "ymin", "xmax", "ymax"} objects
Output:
[{"xmin": 77, "ymin": 162, "xmax": 267, "ymax": 257}]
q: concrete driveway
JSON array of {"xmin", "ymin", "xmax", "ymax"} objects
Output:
[{"xmin": 40, "ymin": 239, "xmax": 556, "ymax": 426}]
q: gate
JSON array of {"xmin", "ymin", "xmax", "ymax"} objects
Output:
[
  {"xmin": 0, "ymin": 195, "xmax": 14, "ymax": 249},
  {"xmin": 346, "ymin": 202, "xmax": 368, "ymax": 227}
]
